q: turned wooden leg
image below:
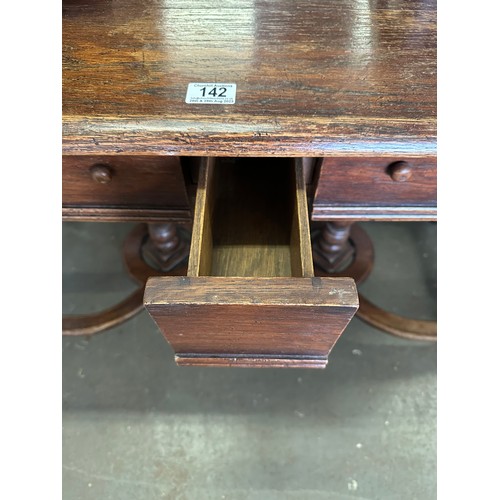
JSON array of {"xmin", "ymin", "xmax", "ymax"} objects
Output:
[
  {"xmin": 63, "ymin": 223, "xmax": 189, "ymax": 336},
  {"xmin": 312, "ymin": 221, "xmax": 436, "ymax": 341},
  {"xmin": 313, "ymin": 222, "xmax": 373, "ymax": 284},
  {"xmin": 313, "ymin": 221, "xmax": 355, "ymax": 274},
  {"xmin": 142, "ymin": 222, "xmax": 190, "ymax": 272}
]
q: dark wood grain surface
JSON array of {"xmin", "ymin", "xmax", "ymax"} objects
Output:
[
  {"xmin": 312, "ymin": 156, "xmax": 437, "ymax": 220},
  {"xmin": 62, "ymin": 155, "xmax": 189, "ymax": 207},
  {"xmin": 145, "ymin": 276, "xmax": 358, "ymax": 368},
  {"xmin": 145, "ymin": 276, "xmax": 358, "ymax": 307},
  {"xmin": 62, "ymin": 0, "xmax": 436, "ymax": 157}
]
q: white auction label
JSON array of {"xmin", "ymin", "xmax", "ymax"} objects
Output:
[{"xmin": 185, "ymin": 83, "xmax": 237, "ymax": 104}]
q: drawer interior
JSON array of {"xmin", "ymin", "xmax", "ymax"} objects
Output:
[{"xmin": 189, "ymin": 158, "xmax": 313, "ymax": 278}]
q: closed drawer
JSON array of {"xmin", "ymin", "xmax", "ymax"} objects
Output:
[
  {"xmin": 62, "ymin": 155, "xmax": 190, "ymax": 221},
  {"xmin": 144, "ymin": 158, "xmax": 358, "ymax": 369},
  {"xmin": 312, "ymin": 157, "xmax": 437, "ymax": 220}
]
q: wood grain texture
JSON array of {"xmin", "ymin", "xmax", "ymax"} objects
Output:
[
  {"xmin": 187, "ymin": 157, "xmax": 216, "ymax": 277},
  {"xmin": 208, "ymin": 160, "xmax": 291, "ymax": 277},
  {"xmin": 62, "ymin": 0, "xmax": 436, "ymax": 157},
  {"xmin": 174, "ymin": 355, "xmax": 329, "ymax": 369},
  {"xmin": 61, "ymin": 207, "xmax": 191, "ymax": 222},
  {"xmin": 144, "ymin": 276, "xmax": 358, "ymax": 367},
  {"xmin": 312, "ymin": 156, "xmax": 437, "ymax": 221},
  {"xmin": 188, "ymin": 157, "xmax": 313, "ymax": 278},
  {"xmin": 62, "ymin": 155, "xmax": 190, "ymax": 210},
  {"xmin": 145, "ymin": 276, "xmax": 358, "ymax": 307},
  {"xmin": 290, "ymin": 159, "xmax": 314, "ymax": 277}
]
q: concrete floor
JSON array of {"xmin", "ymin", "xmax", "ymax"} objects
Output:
[{"xmin": 62, "ymin": 221, "xmax": 436, "ymax": 500}]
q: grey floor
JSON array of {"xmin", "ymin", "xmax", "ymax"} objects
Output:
[{"xmin": 62, "ymin": 221, "xmax": 437, "ymax": 500}]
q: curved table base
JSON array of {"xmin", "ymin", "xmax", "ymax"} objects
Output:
[
  {"xmin": 62, "ymin": 223, "xmax": 188, "ymax": 336},
  {"xmin": 313, "ymin": 223, "xmax": 437, "ymax": 342},
  {"xmin": 357, "ymin": 295, "xmax": 437, "ymax": 341}
]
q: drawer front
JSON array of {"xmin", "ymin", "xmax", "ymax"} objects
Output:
[
  {"xmin": 145, "ymin": 276, "xmax": 358, "ymax": 369},
  {"xmin": 312, "ymin": 157, "xmax": 437, "ymax": 220},
  {"xmin": 62, "ymin": 155, "xmax": 189, "ymax": 211}
]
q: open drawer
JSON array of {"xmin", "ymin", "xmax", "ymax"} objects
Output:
[{"xmin": 144, "ymin": 158, "xmax": 358, "ymax": 368}]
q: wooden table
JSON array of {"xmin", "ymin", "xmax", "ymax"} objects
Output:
[{"xmin": 62, "ymin": 0, "xmax": 436, "ymax": 367}]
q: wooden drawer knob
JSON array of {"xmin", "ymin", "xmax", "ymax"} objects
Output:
[
  {"xmin": 388, "ymin": 161, "xmax": 412, "ymax": 182},
  {"xmin": 90, "ymin": 164, "xmax": 113, "ymax": 184}
]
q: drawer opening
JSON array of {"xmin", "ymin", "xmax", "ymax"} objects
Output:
[{"xmin": 188, "ymin": 158, "xmax": 314, "ymax": 278}]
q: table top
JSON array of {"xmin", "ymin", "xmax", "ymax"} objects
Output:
[{"xmin": 62, "ymin": 0, "xmax": 436, "ymax": 157}]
